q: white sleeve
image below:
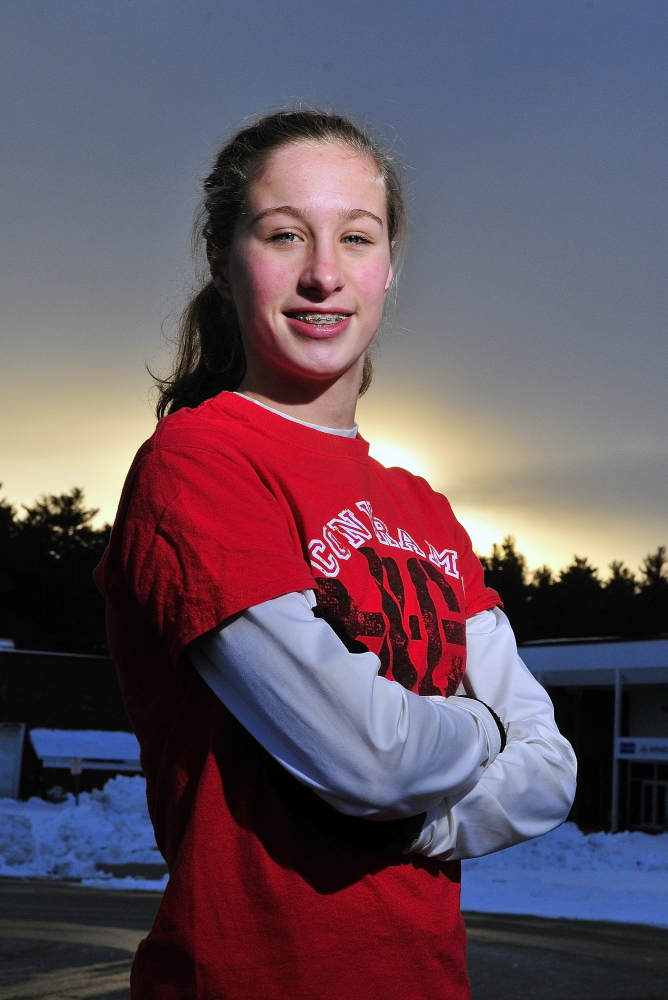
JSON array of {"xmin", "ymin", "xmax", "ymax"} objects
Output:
[
  {"xmin": 407, "ymin": 607, "xmax": 577, "ymax": 860},
  {"xmin": 187, "ymin": 589, "xmax": 504, "ymax": 820}
]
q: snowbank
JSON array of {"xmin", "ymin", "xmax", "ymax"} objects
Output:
[
  {"xmin": 0, "ymin": 775, "xmax": 167, "ymax": 889},
  {"xmin": 0, "ymin": 776, "xmax": 665, "ymax": 926},
  {"xmin": 462, "ymin": 822, "xmax": 668, "ymax": 927}
]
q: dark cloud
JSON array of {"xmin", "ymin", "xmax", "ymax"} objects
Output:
[{"xmin": 453, "ymin": 450, "xmax": 668, "ymax": 524}]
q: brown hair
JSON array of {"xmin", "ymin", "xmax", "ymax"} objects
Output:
[{"xmin": 155, "ymin": 109, "xmax": 407, "ymax": 418}]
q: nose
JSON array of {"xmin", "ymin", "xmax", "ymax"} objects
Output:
[{"xmin": 298, "ymin": 238, "xmax": 344, "ymax": 299}]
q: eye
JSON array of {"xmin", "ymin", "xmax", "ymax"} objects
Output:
[
  {"xmin": 342, "ymin": 233, "xmax": 372, "ymax": 245},
  {"xmin": 269, "ymin": 231, "xmax": 301, "ymax": 243}
]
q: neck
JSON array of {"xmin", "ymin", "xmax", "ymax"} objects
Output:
[{"xmin": 238, "ymin": 362, "xmax": 362, "ymax": 430}]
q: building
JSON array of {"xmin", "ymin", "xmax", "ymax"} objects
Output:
[
  {"xmin": 521, "ymin": 635, "xmax": 668, "ymax": 833},
  {"xmin": 0, "ymin": 646, "xmax": 132, "ymax": 797}
]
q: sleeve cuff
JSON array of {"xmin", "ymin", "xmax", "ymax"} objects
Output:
[{"xmin": 447, "ymin": 695, "xmax": 502, "ymax": 765}]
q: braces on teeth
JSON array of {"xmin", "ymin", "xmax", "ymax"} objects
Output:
[{"xmin": 290, "ymin": 313, "xmax": 349, "ymax": 324}]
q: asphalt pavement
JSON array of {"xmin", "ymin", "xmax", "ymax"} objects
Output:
[{"xmin": 0, "ymin": 879, "xmax": 666, "ymax": 999}]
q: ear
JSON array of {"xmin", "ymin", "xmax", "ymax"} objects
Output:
[
  {"xmin": 207, "ymin": 240, "xmax": 233, "ymax": 301},
  {"xmin": 384, "ymin": 241, "xmax": 395, "ymax": 292}
]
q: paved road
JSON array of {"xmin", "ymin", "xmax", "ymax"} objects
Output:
[
  {"xmin": 465, "ymin": 911, "xmax": 668, "ymax": 1000},
  {"xmin": 0, "ymin": 879, "xmax": 666, "ymax": 999}
]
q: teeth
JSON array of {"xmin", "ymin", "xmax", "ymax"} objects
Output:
[{"xmin": 291, "ymin": 313, "xmax": 349, "ymax": 325}]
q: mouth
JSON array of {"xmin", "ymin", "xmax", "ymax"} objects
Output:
[{"xmin": 285, "ymin": 311, "xmax": 352, "ymax": 326}]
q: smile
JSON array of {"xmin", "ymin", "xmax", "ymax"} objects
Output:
[{"xmin": 286, "ymin": 312, "xmax": 351, "ymax": 325}]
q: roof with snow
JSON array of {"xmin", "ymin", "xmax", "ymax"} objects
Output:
[{"xmin": 29, "ymin": 729, "xmax": 141, "ymax": 771}]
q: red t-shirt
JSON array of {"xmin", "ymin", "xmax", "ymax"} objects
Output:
[{"xmin": 95, "ymin": 391, "xmax": 499, "ymax": 1000}]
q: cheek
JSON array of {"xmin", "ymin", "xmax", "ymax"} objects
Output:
[
  {"xmin": 356, "ymin": 261, "xmax": 392, "ymax": 311},
  {"xmin": 243, "ymin": 254, "xmax": 291, "ymax": 308},
  {"xmin": 233, "ymin": 254, "xmax": 289, "ymax": 321}
]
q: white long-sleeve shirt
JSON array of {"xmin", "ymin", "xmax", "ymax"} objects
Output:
[
  {"xmin": 188, "ymin": 592, "xmax": 576, "ymax": 860},
  {"xmin": 408, "ymin": 605, "xmax": 577, "ymax": 859}
]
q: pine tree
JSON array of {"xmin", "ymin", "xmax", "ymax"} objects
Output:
[
  {"xmin": 0, "ymin": 488, "xmax": 110, "ymax": 653},
  {"xmin": 636, "ymin": 545, "xmax": 668, "ymax": 635}
]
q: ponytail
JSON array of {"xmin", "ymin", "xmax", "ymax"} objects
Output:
[{"xmin": 155, "ymin": 282, "xmax": 246, "ymax": 419}]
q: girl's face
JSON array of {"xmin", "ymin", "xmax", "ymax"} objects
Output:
[{"xmin": 211, "ymin": 141, "xmax": 393, "ymax": 392}]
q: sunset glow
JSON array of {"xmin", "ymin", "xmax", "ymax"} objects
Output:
[{"xmin": 367, "ymin": 440, "xmax": 431, "ymax": 480}]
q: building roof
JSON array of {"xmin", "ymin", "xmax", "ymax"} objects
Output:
[
  {"xmin": 520, "ymin": 636, "xmax": 668, "ymax": 686},
  {"xmin": 29, "ymin": 729, "xmax": 141, "ymax": 771}
]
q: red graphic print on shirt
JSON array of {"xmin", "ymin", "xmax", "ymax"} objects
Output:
[
  {"xmin": 307, "ymin": 498, "xmax": 467, "ymax": 696},
  {"xmin": 315, "ymin": 551, "xmax": 466, "ymax": 698}
]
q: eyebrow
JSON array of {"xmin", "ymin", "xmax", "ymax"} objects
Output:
[{"xmin": 250, "ymin": 205, "xmax": 385, "ymax": 228}]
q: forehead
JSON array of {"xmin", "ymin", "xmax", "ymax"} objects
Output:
[{"xmin": 249, "ymin": 141, "xmax": 387, "ymax": 216}]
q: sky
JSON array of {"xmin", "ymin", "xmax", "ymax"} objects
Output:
[{"xmin": 1, "ymin": 0, "xmax": 666, "ymax": 576}]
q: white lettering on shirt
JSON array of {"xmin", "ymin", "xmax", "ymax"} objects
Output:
[
  {"xmin": 308, "ymin": 539, "xmax": 339, "ymax": 578},
  {"xmin": 425, "ymin": 542, "xmax": 459, "ymax": 579},
  {"xmin": 307, "ymin": 500, "xmax": 460, "ymax": 580}
]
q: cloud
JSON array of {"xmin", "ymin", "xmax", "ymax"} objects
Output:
[{"xmin": 454, "ymin": 450, "xmax": 668, "ymax": 524}]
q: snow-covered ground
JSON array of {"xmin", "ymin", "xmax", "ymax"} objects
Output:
[
  {"xmin": 461, "ymin": 822, "xmax": 668, "ymax": 927},
  {"xmin": 0, "ymin": 776, "xmax": 666, "ymax": 925},
  {"xmin": 0, "ymin": 775, "xmax": 167, "ymax": 891}
]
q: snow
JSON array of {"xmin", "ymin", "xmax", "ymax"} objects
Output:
[
  {"xmin": 0, "ymin": 775, "xmax": 167, "ymax": 889},
  {"xmin": 0, "ymin": 775, "xmax": 665, "ymax": 926},
  {"xmin": 461, "ymin": 822, "xmax": 668, "ymax": 927},
  {"xmin": 29, "ymin": 728, "xmax": 140, "ymax": 763}
]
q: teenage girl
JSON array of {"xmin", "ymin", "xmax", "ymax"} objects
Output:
[{"xmin": 95, "ymin": 109, "xmax": 576, "ymax": 1000}]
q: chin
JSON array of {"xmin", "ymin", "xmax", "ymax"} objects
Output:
[
  {"xmin": 301, "ymin": 342, "xmax": 369, "ymax": 372},
  {"xmin": 296, "ymin": 357, "xmax": 364, "ymax": 384}
]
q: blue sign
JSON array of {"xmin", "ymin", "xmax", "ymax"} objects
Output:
[{"xmin": 617, "ymin": 737, "xmax": 668, "ymax": 761}]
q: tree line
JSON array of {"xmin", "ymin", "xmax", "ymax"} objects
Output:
[
  {"xmin": 480, "ymin": 536, "xmax": 668, "ymax": 644},
  {"xmin": 0, "ymin": 487, "xmax": 666, "ymax": 653}
]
